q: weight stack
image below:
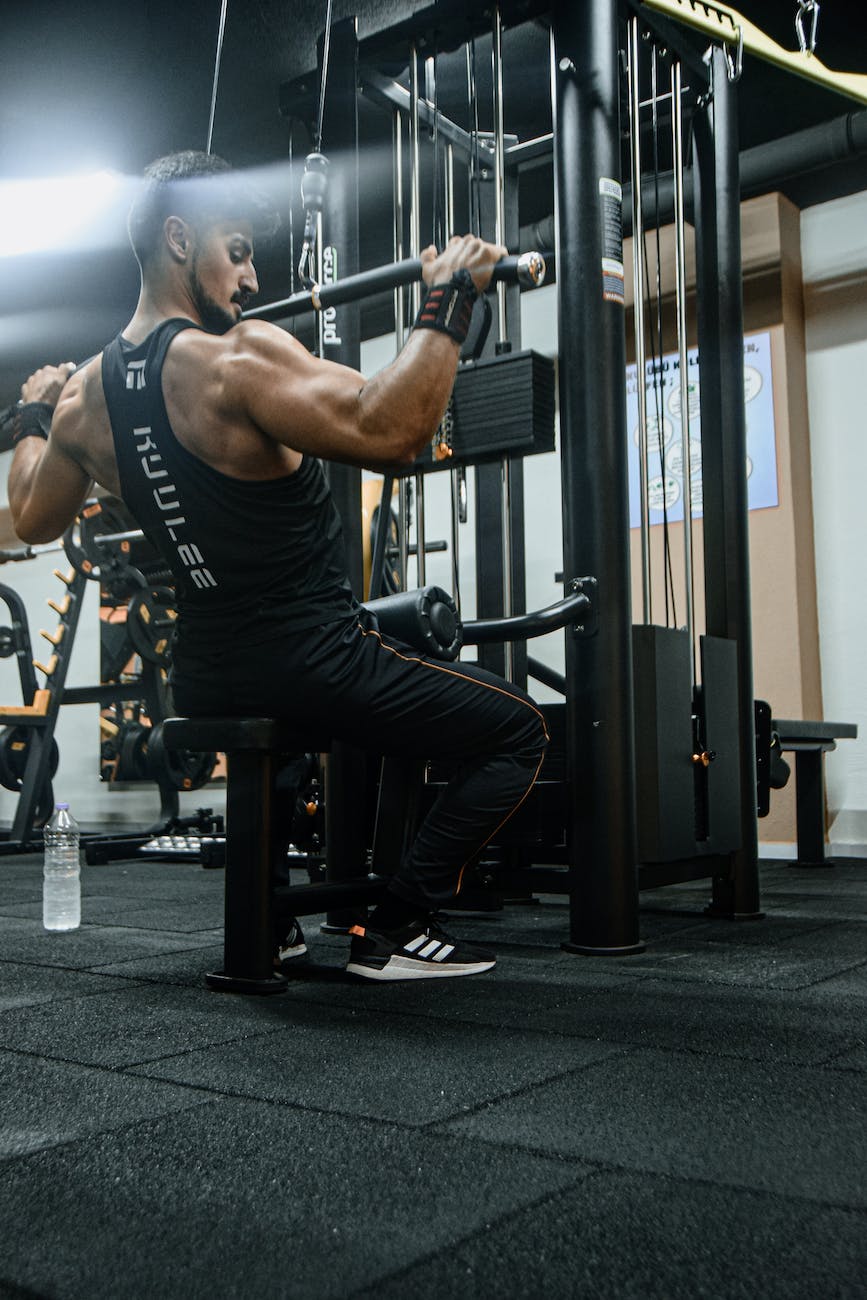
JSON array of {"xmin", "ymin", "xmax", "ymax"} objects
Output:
[{"xmin": 411, "ymin": 349, "xmax": 556, "ymax": 471}]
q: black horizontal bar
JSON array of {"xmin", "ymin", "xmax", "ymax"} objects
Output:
[
  {"xmin": 359, "ymin": 67, "xmax": 475, "ymax": 158},
  {"xmin": 506, "ymin": 133, "xmax": 554, "ymax": 167},
  {"xmin": 409, "ymin": 540, "xmax": 447, "ymax": 555},
  {"xmin": 243, "ymin": 253, "xmax": 546, "ymax": 323},
  {"xmin": 274, "ymin": 875, "xmax": 387, "ymax": 916},
  {"xmin": 462, "ymin": 590, "xmax": 590, "ymax": 646},
  {"xmin": 527, "ymin": 655, "xmax": 566, "ymax": 695},
  {"xmin": 62, "ymin": 685, "xmax": 147, "ymax": 707}
]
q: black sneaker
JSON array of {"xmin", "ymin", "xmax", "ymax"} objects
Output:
[
  {"xmin": 274, "ymin": 918, "xmax": 308, "ymax": 971},
  {"xmin": 346, "ymin": 919, "xmax": 495, "ymax": 981}
]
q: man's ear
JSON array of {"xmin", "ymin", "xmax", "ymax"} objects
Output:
[{"xmin": 164, "ymin": 216, "xmax": 191, "ymax": 263}]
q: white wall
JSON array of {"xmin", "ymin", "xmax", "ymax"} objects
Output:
[{"xmin": 801, "ymin": 190, "xmax": 867, "ymax": 853}]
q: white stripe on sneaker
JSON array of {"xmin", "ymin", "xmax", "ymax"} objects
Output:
[
  {"xmin": 418, "ymin": 939, "xmax": 441, "ymax": 959},
  {"xmin": 432, "ymin": 944, "xmax": 454, "ymax": 961},
  {"xmin": 404, "ymin": 934, "xmax": 428, "ymax": 953}
]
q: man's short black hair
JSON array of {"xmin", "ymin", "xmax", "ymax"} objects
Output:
[{"xmin": 127, "ymin": 150, "xmax": 279, "ymax": 269}]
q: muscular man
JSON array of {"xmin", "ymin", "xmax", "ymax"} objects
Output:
[{"xmin": 9, "ymin": 151, "xmax": 548, "ymax": 981}]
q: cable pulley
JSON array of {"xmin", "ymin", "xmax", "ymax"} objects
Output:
[{"xmin": 297, "ymin": 152, "xmax": 330, "ymax": 290}]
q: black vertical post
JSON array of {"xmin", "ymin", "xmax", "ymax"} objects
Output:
[
  {"xmin": 693, "ymin": 53, "xmax": 761, "ymax": 917},
  {"xmin": 474, "ymin": 162, "xmax": 527, "ymax": 687},
  {"xmin": 553, "ymin": 0, "xmax": 643, "ymax": 954},
  {"xmin": 217, "ymin": 750, "xmax": 281, "ymax": 990},
  {"xmin": 318, "ymin": 18, "xmax": 370, "ymax": 924},
  {"xmin": 320, "ymin": 16, "xmax": 363, "ymax": 598}
]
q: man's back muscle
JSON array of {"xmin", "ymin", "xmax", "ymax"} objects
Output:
[{"xmin": 59, "ymin": 325, "xmax": 302, "ymax": 500}]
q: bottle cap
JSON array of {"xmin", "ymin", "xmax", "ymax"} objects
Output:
[{"xmin": 55, "ymin": 802, "xmax": 69, "ymax": 810}]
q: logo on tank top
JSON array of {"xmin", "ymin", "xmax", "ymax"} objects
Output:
[
  {"xmin": 128, "ymin": 381, "xmax": 218, "ymax": 590},
  {"xmin": 126, "ymin": 360, "xmax": 147, "ymax": 390}
]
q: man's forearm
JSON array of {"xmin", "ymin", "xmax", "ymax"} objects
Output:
[
  {"xmin": 358, "ymin": 328, "xmax": 460, "ymax": 460},
  {"xmin": 8, "ymin": 437, "xmax": 49, "ymax": 535},
  {"xmin": 355, "ymin": 267, "xmax": 480, "ymax": 460}
]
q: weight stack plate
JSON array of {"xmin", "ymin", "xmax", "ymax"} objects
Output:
[{"xmin": 410, "ymin": 349, "xmax": 556, "ymax": 472}]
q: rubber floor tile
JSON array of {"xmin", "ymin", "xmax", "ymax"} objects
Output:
[
  {"xmin": 0, "ymin": 915, "xmax": 220, "ymax": 970},
  {"xmin": 129, "ymin": 999, "xmax": 626, "ymax": 1124},
  {"xmin": 0, "ymin": 961, "xmax": 136, "ymax": 1013},
  {"xmin": 89, "ymin": 943, "xmax": 224, "ymax": 985},
  {"xmin": 350, "ymin": 1166, "xmax": 867, "ymax": 1300},
  {"xmin": 282, "ymin": 959, "xmax": 637, "ymax": 1037},
  {"xmin": 0, "ymin": 1049, "xmax": 214, "ymax": 1157},
  {"xmin": 0, "ymin": 896, "xmax": 223, "ymax": 933},
  {"xmin": 0, "ymin": 1097, "xmax": 588, "ymax": 1300},
  {"xmin": 0, "ymin": 980, "xmax": 292, "ymax": 1068},
  {"xmin": 441, "ymin": 1046, "xmax": 867, "ymax": 1206}
]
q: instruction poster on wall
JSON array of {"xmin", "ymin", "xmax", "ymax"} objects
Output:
[{"xmin": 625, "ymin": 331, "xmax": 778, "ymax": 528}]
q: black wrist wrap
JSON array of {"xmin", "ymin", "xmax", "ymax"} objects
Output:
[
  {"xmin": 414, "ymin": 269, "xmax": 478, "ymax": 344},
  {"xmin": 13, "ymin": 401, "xmax": 53, "ymax": 444}
]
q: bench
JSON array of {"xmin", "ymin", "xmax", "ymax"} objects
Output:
[
  {"xmin": 162, "ymin": 717, "xmax": 389, "ymax": 994},
  {"xmin": 771, "ymin": 718, "xmax": 859, "ymax": 867}
]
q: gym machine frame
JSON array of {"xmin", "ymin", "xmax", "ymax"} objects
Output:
[{"xmin": 270, "ymin": 0, "xmax": 767, "ymax": 951}]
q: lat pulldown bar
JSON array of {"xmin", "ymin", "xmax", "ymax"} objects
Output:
[{"xmin": 243, "ymin": 251, "xmax": 547, "ymax": 323}]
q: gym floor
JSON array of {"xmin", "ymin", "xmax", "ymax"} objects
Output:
[{"xmin": 0, "ymin": 852, "xmax": 865, "ymax": 1299}]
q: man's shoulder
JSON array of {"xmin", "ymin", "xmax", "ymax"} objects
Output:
[
  {"xmin": 163, "ymin": 318, "xmax": 297, "ymax": 366},
  {"xmin": 48, "ymin": 356, "xmax": 102, "ymax": 443},
  {"xmin": 224, "ymin": 318, "xmax": 307, "ymax": 363}
]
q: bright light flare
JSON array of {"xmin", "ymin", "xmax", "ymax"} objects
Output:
[{"xmin": 0, "ymin": 171, "xmax": 123, "ymax": 259}]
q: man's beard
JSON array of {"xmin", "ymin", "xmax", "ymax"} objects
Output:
[{"xmin": 190, "ymin": 261, "xmax": 238, "ymax": 335}]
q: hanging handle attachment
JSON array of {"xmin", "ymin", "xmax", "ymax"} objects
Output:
[{"xmin": 297, "ymin": 152, "xmax": 330, "ymax": 290}]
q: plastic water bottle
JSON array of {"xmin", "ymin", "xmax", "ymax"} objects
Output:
[{"xmin": 43, "ymin": 803, "xmax": 81, "ymax": 932}]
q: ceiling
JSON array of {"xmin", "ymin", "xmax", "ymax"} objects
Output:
[{"xmin": 1, "ymin": 0, "xmax": 865, "ymax": 408}]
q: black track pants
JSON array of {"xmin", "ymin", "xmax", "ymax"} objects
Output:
[{"xmin": 172, "ymin": 612, "xmax": 549, "ymax": 911}]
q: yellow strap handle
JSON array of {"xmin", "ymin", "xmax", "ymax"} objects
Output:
[{"xmin": 642, "ymin": 0, "xmax": 867, "ymax": 105}]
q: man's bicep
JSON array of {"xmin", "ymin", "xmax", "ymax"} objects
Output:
[{"xmin": 240, "ymin": 333, "xmax": 372, "ymax": 462}]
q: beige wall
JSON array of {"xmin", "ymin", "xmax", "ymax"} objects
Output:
[{"xmin": 625, "ymin": 195, "xmax": 822, "ymax": 845}]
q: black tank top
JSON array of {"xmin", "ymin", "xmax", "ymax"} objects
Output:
[{"xmin": 101, "ymin": 319, "xmax": 355, "ymax": 650}]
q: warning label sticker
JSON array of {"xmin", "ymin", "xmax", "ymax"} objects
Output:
[
  {"xmin": 602, "ymin": 257, "xmax": 625, "ymax": 305},
  {"xmin": 599, "ymin": 177, "xmax": 624, "ymax": 305}
]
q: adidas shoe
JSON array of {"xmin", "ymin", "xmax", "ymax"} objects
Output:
[
  {"xmin": 273, "ymin": 918, "xmax": 308, "ymax": 971},
  {"xmin": 346, "ymin": 919, "xmax": 496, "ymax": 981}
]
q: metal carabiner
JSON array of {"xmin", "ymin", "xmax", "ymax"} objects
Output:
[
  {"xmin": 795, "ymin": 0, "xmax": 820, "ymax": 56},
  {"xmin": 723, "ymin": 23, "xmax": 743, "ymax": 82}
]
